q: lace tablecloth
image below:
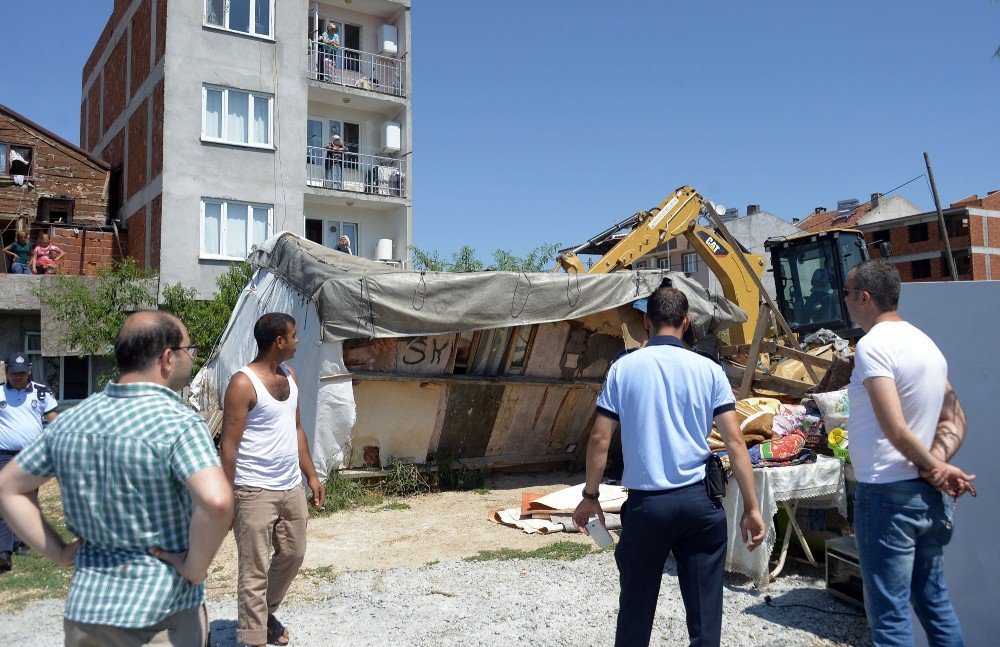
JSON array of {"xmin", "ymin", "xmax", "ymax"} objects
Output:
[{"xmin": 722, "ymin": 455, "xmax": 846, "ymax": 588}]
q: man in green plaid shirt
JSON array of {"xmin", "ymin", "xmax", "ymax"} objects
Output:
[{"xmin": 0, "ymin": 311, "xmax": 233, "ymax": 646}]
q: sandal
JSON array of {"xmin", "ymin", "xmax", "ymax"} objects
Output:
[{"xmin": 267, "ymin": 615, "xmax": 290, "ymax": 646}]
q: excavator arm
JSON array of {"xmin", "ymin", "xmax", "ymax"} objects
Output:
[{"xmin": 556, "ymin": 185, "xmax": 766, "ymax": 344}]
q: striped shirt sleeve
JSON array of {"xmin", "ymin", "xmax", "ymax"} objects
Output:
[
  {"xmin": 169, "ymin": 418, "xmax": 222, "ymax": 483},
  {"xmin": 15, "ymin": 430, "xmax": 55, "ymax": 478}
]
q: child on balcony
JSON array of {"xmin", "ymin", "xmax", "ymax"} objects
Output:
[{"xmin": 31, "ymin": 233, "xmax": 65, "ymax": 275}]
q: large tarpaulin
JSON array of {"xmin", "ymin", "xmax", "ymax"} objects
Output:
[{"xmin": 248, "ymin": 233, "xmax": 747, "ymax": 341}]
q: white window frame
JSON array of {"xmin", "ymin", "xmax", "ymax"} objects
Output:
[
  {"xmin": 657, "ymin": 258, "xmax": 669, "ymax": 270},
  {"xmin": 682, "ymin": 252, "xmax": 698, "ymax": 274},
  {"xmin": 23, "ymin": 333, "xmax": 101, "ymax": 403},
  {"xmin": 200, "ymin": 198, "xmax": 274, "ymax": 261},
  {"xmin": 201, "ymin": 85, "xmax": 274, "ymax": 149},
  {"xmin": 204, "ymin": 0, "xmax": 275, "ymax": 40}
]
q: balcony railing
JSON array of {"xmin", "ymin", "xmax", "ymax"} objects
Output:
[
  {"xmin": 307, "ymin": 45, "xmax": 406, "ymax": 98},
  {"xmin": 306, "ymin": 146, "xmax": 405, "ymax": 198}
]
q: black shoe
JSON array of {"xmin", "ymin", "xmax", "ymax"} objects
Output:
[
  {"xmin": 0, "ymin": 551, "xmax": 12, "ymax": 572},
  {"xmin": 14, "ymin": 543, "xmax": 30, "ymax": 557}
]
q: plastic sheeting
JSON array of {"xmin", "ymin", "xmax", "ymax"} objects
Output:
[
  {"xmin": 190, "ymin": 270, "xmax": 355, "ymax": 479},
  {"xmin": 248, "ymin": 232, "xmax": 747, "ymax": 342}
]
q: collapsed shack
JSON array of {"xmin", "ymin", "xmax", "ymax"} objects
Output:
[{"xmin": 191, "ymin": 232, "xmax": 746, "ymax": 479}]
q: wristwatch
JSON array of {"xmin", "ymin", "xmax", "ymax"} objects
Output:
[{"xmin": 581, "ymin": 488, "xmax": 600, "ymax": 500}]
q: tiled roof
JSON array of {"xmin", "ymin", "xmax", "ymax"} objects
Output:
[{"xmin": 795, "ymin": 202, "xmax": 873, "ymax": 233}]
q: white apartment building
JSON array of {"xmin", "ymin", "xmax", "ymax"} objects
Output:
[{"xmin": 81, "ymin": 0, "xmax": 412, "ymax": 296}]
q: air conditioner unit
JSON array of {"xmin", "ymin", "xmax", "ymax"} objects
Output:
[
  {"xmin": 381, "ymin": 121, "xmax": 401, "ymax": 153},
  {"xmin": 378, "ymin": 24, "xmax": 398, "ymax": 56}
]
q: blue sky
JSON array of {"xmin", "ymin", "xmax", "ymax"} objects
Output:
[{"xmin": 2, "ymin": 1, "xmax": 998, "ymax": 258}]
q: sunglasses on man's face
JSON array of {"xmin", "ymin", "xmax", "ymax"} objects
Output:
[{"xmin": 842, "ymin": 288, "xmax": 865, "ymax": 298}]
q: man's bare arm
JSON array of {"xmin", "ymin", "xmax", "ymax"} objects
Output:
[
  {"xmin": 571, "ymin": 414, "xmax": 616, "ymax": 533},
  {"xmin": 0, "ymin": 463, "xmax": 81, "ymax": 566},
  {"xmin": 219, "ymin": 373, "xmax": 253, "ymax": 486},
  {"xmin": 716, "ymin": 410, "xmax": 765, "ymax": 550},
  {"xmin": 930, "ymin": 381, "xmax": 966, "ymax": 462}
]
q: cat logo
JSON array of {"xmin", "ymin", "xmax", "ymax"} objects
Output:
[{"xmin": 696, "ymin": 231, "xmax": 730, "ymax": 257}]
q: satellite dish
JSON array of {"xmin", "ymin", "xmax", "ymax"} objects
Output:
[{"xmin": 714, "ymin": 203, "xmax": 727, "ymax": 216}]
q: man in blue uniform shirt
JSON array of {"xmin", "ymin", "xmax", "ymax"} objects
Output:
[
  {"xmin": 574, "ymin": 286, "xmax": 765, "ymax": 647},
  {"xmin": 0, "ymin": 352, "xmax": 58, "ymax": 571}
]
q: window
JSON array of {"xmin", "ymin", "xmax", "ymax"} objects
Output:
[
  {"xmin": 202, "ymin": 86, "xmax": 273, "ymax": 147},
  {"xmin": 682, "ymin": 252, "xmax": 698, "ymax": 274},
  {"xmin": 946, "ymin": 217, "xmax": 969, "ymax": 239},
  {"xmin": 38, "ymin": 198, "xmax": 75, "ymax": 224},
  {"xmin": 872, "ymin": 229, "xmax": 890, "ymax": 244},
  {"xmin": 305, "ymin": 217, "xmax": 359, "ymax": 252},
  {"xmin": 201, "ymin": 199, "xmax": 272, "ymax": 259},
  {"xmin": 24, "ymin": 333, "xmax": 111, "ymax": 402},
  {"xmin": 908, "ymin": 222, "xmax": 929, "ymax": 243},
  {"xmin": 205, "ymin": 0, "xmax": 272, "ymax": 38},
  {"xmin": 0, "ymin": 143, "xmax": 33, "ymax": 176},
  {"xmin": 911, "ymin": 259, "xmax": 932, "ymax": 279},
  {"xmin": 657, "ymin": 258, "xmax": 669, "ymax": 269}
]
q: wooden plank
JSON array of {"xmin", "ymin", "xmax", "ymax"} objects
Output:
[
  {"xmin": 435, "ymin": 383, "xmax": 506, "ymax": 458},
  {"xmin": 485, "ymin": 385, "xmax": 522, "ymax": 456},
  {"xmin": 545, "ymin": 388, "xmax": 585, "ymax": 454},
  {"xmin": 739, "ymin": 303, "xmax": 772, "ymax": 399},
  {"xmin": 426, "ymin": 384, "xmax": 450, "ymax": 455},
  {"xmin": 396, "ymin": 333, "xmax": 456, "ymax": 375},
  {"xmin": 337, "ymin": 453, "xmax": 575, "ymax": 479},
  {"xmin": 720, "ymin": 342, "xmax": 834, "ymax": 370},
  {"xmin": 350, "ymin": 371, "xmax": 602, "ymax": 389},
  {"xmin": 525, "ymin": 386, "xmax": 570, "ymax": 456},
  {"xmin": 576, "ymin": 332, "xmax": 625, "ymax": 379},
  {"xmin": 499, "ymin": 386, "xmax": 546, "ymax": 455},
  {"xmin": 723, "ymin": 362, "xmax": 817, "ymax": 397},
  {"xmin": 523, "ymin": 322, "xmax": 570, "ymax": 378}
]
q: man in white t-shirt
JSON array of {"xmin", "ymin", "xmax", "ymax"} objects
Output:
[
  {"xmin": 221, "ymin": 313, "xmax": 325, "ymax": 647},
  {"xmin": 845, "ymin": 259, "xmax": 974, "ymax": 647}
]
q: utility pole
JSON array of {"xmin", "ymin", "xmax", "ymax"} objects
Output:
[{"xmin": 923, "ymin": 152, "xmax": 959, "ymax": 281}]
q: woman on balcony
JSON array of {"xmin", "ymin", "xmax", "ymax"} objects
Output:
[
  {"xmin": 325, "ymin": 135, "xmax": 348, "ymax": 189},
  {"xmin": 318, "ymin": 23, "xmax": 340, "ymax": 82},
  {"xmin": 3, "ymin": 230, "xmax": 33, "ymax": 274}
]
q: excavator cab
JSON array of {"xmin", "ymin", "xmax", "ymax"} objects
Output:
[{"xmin": 766, "ymin": 229, "xmax": 869, "ymax": 337}]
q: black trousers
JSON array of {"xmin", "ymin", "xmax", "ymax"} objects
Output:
[{"xmin": 614, "ymin": 483, "xmax": 728, "ymax": 647}]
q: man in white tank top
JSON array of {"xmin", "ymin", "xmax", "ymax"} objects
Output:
[
  {"xmin": 844, "ymin": 260, "xmax": 974, "ymax": 646},
  {"xmin": 221, "ymin": 313, "xmax": 325, "ymax": 647}
]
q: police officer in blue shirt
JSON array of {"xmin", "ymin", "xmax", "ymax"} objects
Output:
[
  {"xmin": 574, "ymin": 286, "xmax": 766, "ymax": 646},
  {"xmin": 0, "ymin": 352, "xmax": 58, "ymax": 572}
]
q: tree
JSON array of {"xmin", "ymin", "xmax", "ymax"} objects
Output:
[
  {"xmin": 409, "ymin": 242, "xmax": 560, "ymax": 273},
  {"xmin": 35, "ymin": 257, "xmax": 254, "ymax": 382}
]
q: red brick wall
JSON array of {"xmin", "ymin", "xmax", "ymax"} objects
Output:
[
  {"xmin": 86, "ymin": 81, "xmax": 101, "ymax": 150},
  {"xmin": 127, "ymin": 100, "xmax": 148, "ymax": 202},
  {"xmin": 126, "ymin": 205, "xmax": 148, "ymax": 267},
  {"xmin": 155, "ymin": 0, "xmax": 167, "ymax": 64},
  {"xmin": 150, "ymin": 195, "xmax": 162, "ymax": 271},
  {"xmin": 150, "ymin": 79, "xmax": 164, "ymax": 179},
  {"xmin": 130, "ymin": 0, "xmax": 152, "ymax": 100},
  {"xmin": 103, "ymin": 37, "xmax": 128, "ymax": 135},
  {"xmin": 50, "ymin": 227, "xmax": 117, "ymax": 276}
]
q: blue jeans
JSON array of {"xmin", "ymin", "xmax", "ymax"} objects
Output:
[
  {"xmin": 855, "ymin": 479, "xmax": 964, "ymax": 647},
  {"xmin": 11, "ymin": 261, "xmax": 31, "ymax": 274}
]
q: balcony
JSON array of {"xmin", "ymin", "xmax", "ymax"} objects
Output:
[
  {"xmin": 307, "ymin": 45, "xmax": 406, "ymax": 98},
  {"xmin": 306, "ymin": 146, "xmax": 405, "ymax": 199}
]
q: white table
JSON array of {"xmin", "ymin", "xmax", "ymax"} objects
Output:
[{"xmin": 721, "ymin": 455, "xmax": 847, "ymax": 588}]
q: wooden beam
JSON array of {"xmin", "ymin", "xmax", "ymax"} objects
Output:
[
  {"xmin": 723, "ymin": 362, "xmax": 817, "ymax": 397},
  {"xmin": 719, "ymin": 343, "xmax": 834, "ymax": 370},
  {"xmin": 739, "ymin": 302, "xmax": 772, "ymax": 399},
  {"xmin": 707, "ymin": 210, "xmax": 820, "ymax": 383},
  {"xmin": 350, "ymin": 371, "xmax": 603, "ymax": 390}
]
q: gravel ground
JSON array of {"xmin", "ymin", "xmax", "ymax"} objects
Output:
[{"xmin": 1, "ymin": 552, "xmax": 870, "ymax": 646}]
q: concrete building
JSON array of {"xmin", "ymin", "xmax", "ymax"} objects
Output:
[
  {"xmin": 0, "ymin": 104, "xmax": 116, "ymax": 401},
  {"xmin": 636, "ymin": 205, "xmax": 802, "ymax": 301},
  {"xmin": 860, "ymin": 191, "xmax": 1000, "ymax": 281},
  {"xmin": 81, "ymin": 0, "xmax": 412, "ymax": 297}
]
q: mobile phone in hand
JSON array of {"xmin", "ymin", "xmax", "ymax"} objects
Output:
[{"xmin": 585, "ymin": 517, "xmax": 614, "ymax": 549}]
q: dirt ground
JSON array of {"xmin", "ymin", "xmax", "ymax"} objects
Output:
[{"xmin": 204, "ymin": 470, "xmax": 591, "ymax": 602}]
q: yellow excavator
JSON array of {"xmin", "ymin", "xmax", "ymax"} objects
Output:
[{"xmin": 556, "ymin": 185, "xmax": 870, "ymax": 344}]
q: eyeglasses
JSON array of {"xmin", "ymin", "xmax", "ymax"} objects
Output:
[
  {"xmin": 169, "ymin": 345, "xmax": 200, "ymax": 359},
  {"xmin": 842, "ymin": 288, "xmax": 865, "ymax": 298}
]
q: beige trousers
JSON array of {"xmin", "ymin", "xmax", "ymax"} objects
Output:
[
  {"xmin": 233, "ymin": 485, "xmax": 308, "ymax": 646},
  {"xmin": 63, "ymin": 604, "xmax": 207, "ymax": 647}
]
